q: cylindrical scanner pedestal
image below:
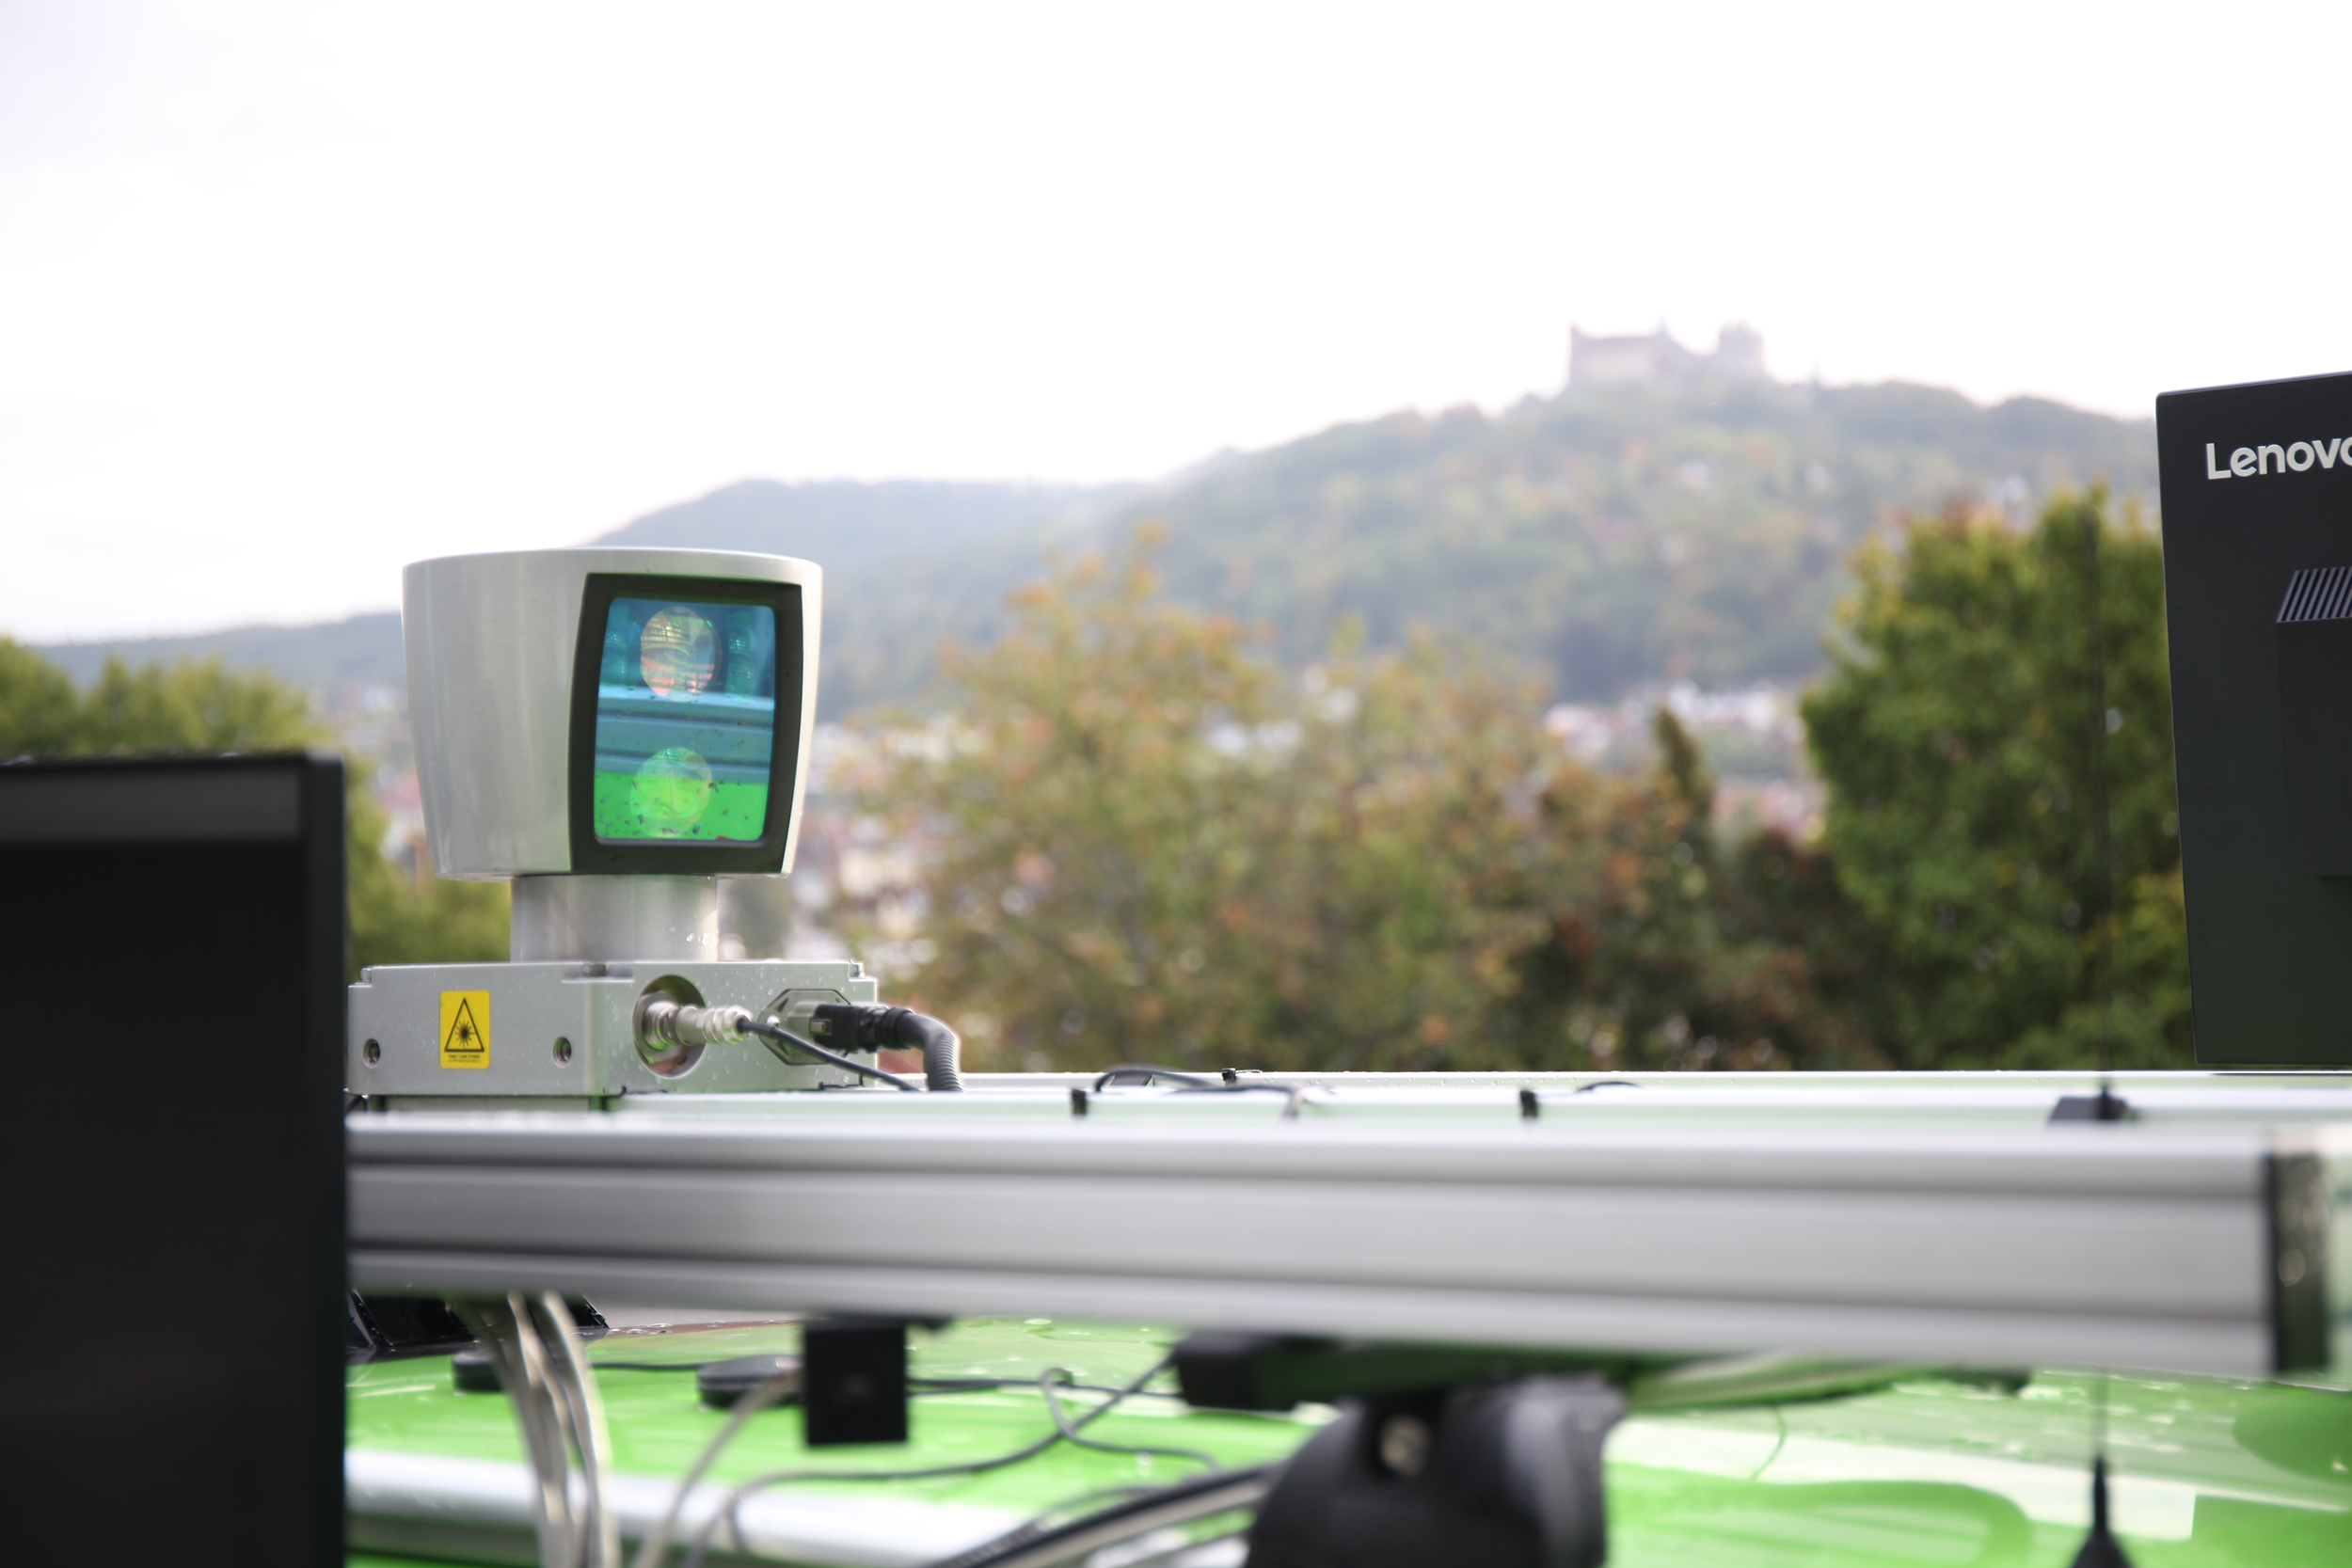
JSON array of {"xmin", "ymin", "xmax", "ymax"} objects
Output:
[{"xmin": 510, "ymin": 875, "xmax": 720, "ymax": 963}]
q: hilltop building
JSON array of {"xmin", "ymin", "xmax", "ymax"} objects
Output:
[{"xmin": 1568, "ymin": 323, "xmax": 1769, "ymax": 388}]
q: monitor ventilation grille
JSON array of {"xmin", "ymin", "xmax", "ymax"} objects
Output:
[{"xmin": 2278, "ymin": 566, "xmax": 2352, "ymax": 624}]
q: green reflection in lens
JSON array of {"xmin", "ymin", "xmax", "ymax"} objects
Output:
[{"xmin": 631, "ymin": 747, "xmax": 713, "ymax": 837}]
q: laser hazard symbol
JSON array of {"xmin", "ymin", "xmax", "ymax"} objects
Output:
[{"xmin": 439, "ymin": 990, "xmax": 491, "ymax": 1069}]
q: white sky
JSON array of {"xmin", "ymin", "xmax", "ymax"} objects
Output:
[{"xmin": 4, "ymin": 0, "xmax": 2348, "ymax": 642}]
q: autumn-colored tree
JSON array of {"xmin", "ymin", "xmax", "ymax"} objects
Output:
[
  {"xmin": 846, "ymin": 545, "xmax": 1572, "ymax": 1070},
  {"xmin": 1495, "ymin": 705, "xmax": 1884, "ymax": 1071},
  {"xmin": 1226, "ymin": 637, "xmax": 1560, "ymax": 1070},
  {"xmin": 847, "ymin": 542, "xmax": 1859, "ymax": 1073}
]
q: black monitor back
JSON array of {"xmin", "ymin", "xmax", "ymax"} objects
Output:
[
  {"xmin": 0, "ymin": 754, "xmax": 345, "ymax": 1561},
  {"xmin": 2158, "ymin": 372, "xmax": 2352, "ymax": 1065}
]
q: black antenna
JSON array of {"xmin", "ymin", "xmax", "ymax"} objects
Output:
[
  {"xmin": 2073, "ymin": 510, "xmax": 2132, "ymax": 1568},
  {"xmin": 2071, "ymin": 1451, "xmax": 2132, "ymax": 1566}
]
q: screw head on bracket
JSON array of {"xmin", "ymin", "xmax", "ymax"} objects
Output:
[{"xmin": 1377, "ymin": 1412, "xmax": 1433, "ymax": 1478}]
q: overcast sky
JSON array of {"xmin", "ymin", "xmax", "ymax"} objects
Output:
[{"xmin": 6, "ymin": 0, "xmax": 2349, "ymax": 641}]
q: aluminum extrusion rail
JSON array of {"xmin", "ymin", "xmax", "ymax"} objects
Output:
[{"xmin": 348, "ymin": 1115, "xmax": 2345, "ymax": 1376}]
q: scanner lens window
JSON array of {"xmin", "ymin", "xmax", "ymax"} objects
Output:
[{"xmin": 592, "ymin": 597, "xmax": 776, "ymax": 842}]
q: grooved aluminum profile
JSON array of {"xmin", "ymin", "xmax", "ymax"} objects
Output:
[{"xmin": 348, "ymin": 1116, "xmax": 2347, "ymax": 1376}]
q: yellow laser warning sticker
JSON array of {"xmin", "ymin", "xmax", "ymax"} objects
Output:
[{"xmin": 439, "ymin": 990, "xmax": 491, "ymax": 1069}]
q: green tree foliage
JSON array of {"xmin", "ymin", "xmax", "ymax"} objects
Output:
[
  {"xmin": 0, "ymin": 639, "xmax": 506, "ymax": 977},
  {"xmin": 0, "ymin": 639, "xmax": 83, "ymax": 755},
  {"xmin": 344, "ymin": 786, "xmax": 511, "ymax": 975},
  {"xmin": 1, "ymin": 640, "xmax": 318, "ymax": 756},
  {"xmin": 1801, "ymin": 494, "xmax": 2187, "ymax": 1067},
  {"xmin": 78, "ymin": 655, "xmax": 320, "ymax": 752}
]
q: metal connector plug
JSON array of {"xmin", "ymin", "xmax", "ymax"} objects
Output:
[{"xmin": 634, "ymin": 998, "xmax": 754, "ymax": 1064}]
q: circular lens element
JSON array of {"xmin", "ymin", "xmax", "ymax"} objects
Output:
[
  {"xmin": 640, "ymin": 608, "xmax": 718, "ymax": 698},
  {"xmin": 632, "ymin": 747, "xmax": 713, "ymax": 836}
]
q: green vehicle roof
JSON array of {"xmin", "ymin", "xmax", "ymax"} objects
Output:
[{"xmin": 347, "ymin": 1314, "xmax": 2352, "ymax": 1567}]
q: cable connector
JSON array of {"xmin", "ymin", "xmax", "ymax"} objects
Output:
[
  {"xmin": 633, "ymin": 997, "xmax": 919, "ymax": 1091},
  {"xmin": 808, "ymin": 1004, "xmax": 964, "ymax": 1091},
  {"xmin": 636, "ymin": 998, "xmax": 756, "ymax": 1052}
]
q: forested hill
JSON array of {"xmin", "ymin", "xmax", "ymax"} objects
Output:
[
  {"xmin": 1115, "ymin": 381, "xmax": 2154, "ymax": 700},
  {"xmin": 33, "ymin": 379, "xmax": 2153, "ymax": 718}
]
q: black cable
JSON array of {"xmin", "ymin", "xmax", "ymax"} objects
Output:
[
  {"xmin": 884, "ymin": 1007, "xmax": 965, "ymax": 1091},
  {"xmin": 921, "ymin": 1465, "xmax": 1279, "ymax": 1568},
  {"xmin": 806, "ymin": 1003, "xmax": 965, "ymax": 1090},
  {"xmin": 924, "ymin": 1483, "xmax": 1158, "ymax": 1568},
  {"xmin": 739, "ymin": 1016, "xmax": 919, "ymax": 1091},
  {"xmin": 584, "ymin": 1358, "xmax": 1153, "ymax": 1401},
  {"xmin": 674, "ymin": 1355, "xmax": 1181, "ymax": 1568},
  {"xmin": 1168, "ymin": 1083, "xmax": 1306, "ymax": 1119},
  {"xmin": 915, "ymin": 1376, "xmax": 1164, "ymax": 1399},
  {"xmin": 1091, "ymin": 1064, "xmax": 1309, "ymax": 1118},
  {"xmin": 1745, "ymin": 1404, "xmax": 1788, "ymax": 1481},
  {"xmin": 1092, "ymin": 1064, "xmax": 1219, "ymax": 1090},
  {"xmin": 633, "ymin": 1369, "xmax": 1166, "ymax": 1567},
  {"xmin": 1040, "ymin": 1368, "xmax": 1222, "ymax": 1471},
  {"xmin": 691, "ymin": 1377, "xmax": 1164, "ymax": 1407}
]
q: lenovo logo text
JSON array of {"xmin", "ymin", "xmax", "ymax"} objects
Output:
[{"xmin": 2206, "ymin": 439, "xmax": 2352, "ymax": 479}]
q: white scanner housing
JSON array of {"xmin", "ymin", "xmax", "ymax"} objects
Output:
[{"xmin": 404, "ymin": 547, "xmax": 822, "ymax": 880}]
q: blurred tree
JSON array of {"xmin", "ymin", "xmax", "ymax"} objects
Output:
[
  {"xmin": 74, "ymin": 655, "xmax": 318, "ymax": 753},
  {"xmin": 1230, "ymin": 636, "xmax": 1559, "ymax": 1070},
  {"xmin": 0, "ymin": 644, "xmax": 322, "ymax": 757},
  {"xmin": 1504, "ymin": 710, "xmax": 1718, "ymax": 1069},
  {"xmin": 0, "ymin": 640, "xmax": 505, "ymax": 976},
  {"xmin": 1505, "ymin": 708, "xmax": 1880, "ymax": 1072},
  {"xmin": 847, "ymin": 543, "xmax": 1560, "ymax": 1070},
  {"xmin": 345, "ymin": 784, "xmax": 510, "ymax": 976},
  {"xmin": 0, "ymin": 639, "xmax": 83, "ymax": 755},
  {"xmin": 1800, "ymin": 492, "xmax": 2187, "ymax": 1067}
]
